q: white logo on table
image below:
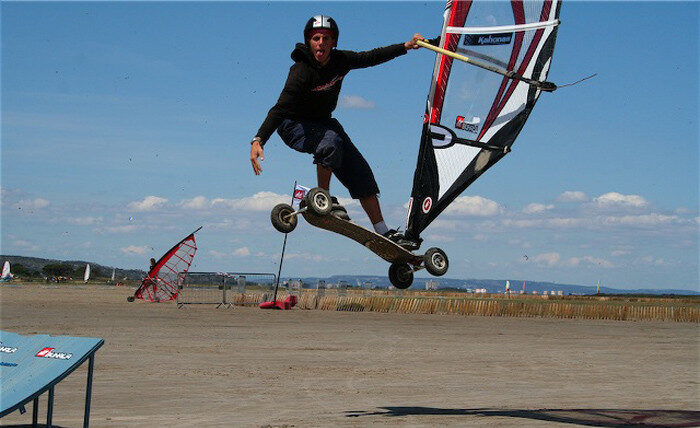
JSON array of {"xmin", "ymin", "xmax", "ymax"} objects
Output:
[
  {"xmin": 0, "ymin": 345, "xmax": 17, "ymax": 353},
  {"xmin": 35, "ymin": 347, "xmax": 73, "ymax": 360}
]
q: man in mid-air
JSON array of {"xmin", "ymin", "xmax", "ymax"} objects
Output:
[{"xmin": 249, "ymin": 15, "xmax": 423, "ymax": 250}]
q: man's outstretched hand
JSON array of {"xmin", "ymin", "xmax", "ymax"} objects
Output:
[
  {"xmin": 250, "ymin": 141, "xmax": 264, "ymax": 175},
  {"xmin": 405, "ymin": 33, "xmax": 424, "ymax": 50}
]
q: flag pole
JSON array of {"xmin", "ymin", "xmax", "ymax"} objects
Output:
[{"xmin": 271, "ymin": 181, "xmax": 297, "ymax": 306}]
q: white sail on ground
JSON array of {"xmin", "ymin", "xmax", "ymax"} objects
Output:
[
  {"xmin": 1, "ymin": 261, "xmax": 11, "ymax": 281},
  {"xmin": 111, "ymin": 268, "xmax": 116, "ymax": 282},
  {"xmin": 84, "ymin": 264, "xmax": 91, "ymax": 283}
]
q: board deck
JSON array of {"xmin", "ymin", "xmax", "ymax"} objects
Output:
[{"xmin": 301, "ymin": 211, "xmax": 422, "ymax": 265}]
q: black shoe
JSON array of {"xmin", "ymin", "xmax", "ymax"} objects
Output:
[
  {"xmin": 330, "ymin": 196, "xmax": 350, "ymax": 220},
  {"xmin": 382, "ymin": 229, "xmax": 421, "ymax": 251}
]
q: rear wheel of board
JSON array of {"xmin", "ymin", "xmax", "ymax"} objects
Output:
[{"xmin": 389, "ymin": 263, "xmax": 413, "ymax": 289}]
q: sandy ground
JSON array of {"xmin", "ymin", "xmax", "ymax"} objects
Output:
[{"xmin": 0, "ymin": 284, "xmax": 698, "ymax": 427}]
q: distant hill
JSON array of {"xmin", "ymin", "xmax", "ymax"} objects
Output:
[
  {"xmin": 0, "ymin": 255, "xmax": 146, "ymax": 280},
  {"xmin": 1, "ymin": 255, "xmax": 697, "ymax": 295},
  {"xmin": 290, "ymin": 275, "xmax": 699, "ymax": 296}
]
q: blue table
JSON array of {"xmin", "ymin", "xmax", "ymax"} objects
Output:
[{"xmin": 0, "ymin": 331, "xmax": 104, "ymax": 427}]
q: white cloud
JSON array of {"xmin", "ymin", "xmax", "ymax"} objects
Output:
[
  {"xmin": 232, "ymin": 247, "xmax": 251, "ymax": 257},
  {"xmin": 444, "ymin": 196, "xmax": 501, "ymax": 216},
  {"xmin": 599, "ymin": 213, "xmax": 680, "ymax": 226},
  {"xmin": 611, "ymin": 249, "xmax": 630, "ymax": 257},
  {"xmin": 509, "ymin": 239, "xmax": 532, "ymax": 249},
  {"xmin": 580, "ymin": 256, "xmax": 614, "ymax": 268},
  {"xmin": 13, "ymin": 198, "xmax": 50, "ymax": 210},
  {"xmin": 635, "ymin": 255, "xmax": 675, "ymax": 266},
  {"xmin": 120, "ymin": 245, "xmax": 149, "ymax": 255},
  {"xmin": 501, "ymin": 218, "xmax": 544, "ymax": 228},
  {"xmin": 532, "ymin": 252, "xmax": 560, "ymax": 267},
  {"xmin": 205, "ymin": 218, "xmax": 252, "ymax": 231},
  {"xmin": 67, "ymin": 216, "xmax": 103, "ymax": 226},
  {"xmin": 99, "ymin": 225, "xmax": 139, "ymax": 233},
  {"xmin": 183, "ymin": 192, "xmax": 309, "ymax": 212},
  {"xmin": 336, "ymin": 197, "xmax": 358, "ymax": 207},
  {"xmin": 428, "ymin": 219, "xmax": 460, "ymax": 230},
  {"xmin": 208, "ymin": 247, "xmax": 253, "ymax": 258},
  {"xmin": 557, "ymin": 191, "xmax": 588, "ymax": 202},
  {"xmin": 546, "ymin": 217, "xmax": 585, "ymax": 228},
  {"xmin": 530, "ymin": 252, "xmax": 613, "ymax": 268},
  {"xmin": 12, "ymin": 239, "xmax": 40, "ymax": 251},
  {"xmin": 339, "ymin": 95, "xmax": 376, "ymax": 109},
  {"xmin": 561, "ymin": 257, "xmax": 581, "ymax": 267},
  {"xmin": 593, "ymin": 192, "xmax": 648, "ymax": 208},
  {"xmin": 179, "ymin": 196, "xmax": 209, "ymax": 210},
  {"xmin": 209, "ymin": 250, "xmax": 229, "ymax": 259},
  {"xmin": 284, "ymin": 252, "xmax": 337, "ymax": 262},
  {"xmin": 426, "ymin": 234, "xmax": 455, "ymax": 243},
  {"xmin": 128, "ymin": 196, "xmax": 168, "ymax": 212},
  {"xmin": 210, "ymin": 191, "xmax": 288, "ymax": 211},
  {"xmin": 499, "ymin": 212, "xmax": 687, "ymax": 231},
  {"xmin": 523, "ymin": 203, "xmax": 554, "ymax": 214}
]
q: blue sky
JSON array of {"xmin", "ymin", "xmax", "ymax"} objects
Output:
[{"xmin": 2, "ymin": 1, "xmax": 698, "ymax": 291}]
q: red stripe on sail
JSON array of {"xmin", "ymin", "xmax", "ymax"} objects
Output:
[{"xmin": 430, "ymin": 0, "xmax": 471, "ymax": 124}]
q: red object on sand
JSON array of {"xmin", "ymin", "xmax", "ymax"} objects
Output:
[{"xmin": 259, "ymin": 295, "xmax": 298, "ymax": 310}]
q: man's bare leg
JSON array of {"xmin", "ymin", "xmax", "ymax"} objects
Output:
[
  {"xmin": 361, "ymin": 194, "xmax": 414, "ymax": 246},
  {"xmin": 317, "ymin": 164, "xmax": 332, "ymax": 190},
  {"xmin": 360, "ymin": 195, "xmax": 383, "ymax": 225},
  {"xmin": 315, "ymin": 167, "xmax": 392, "ymax": 236}
]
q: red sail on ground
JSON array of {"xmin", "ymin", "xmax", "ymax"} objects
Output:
[{"xmin": 133, "ymin": 227, "xmax": 202, "ymax": 302}]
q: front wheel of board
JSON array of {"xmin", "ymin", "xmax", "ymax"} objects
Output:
[
  {"xmin": 389, "ymin": 263, "xmax": 414, "ymax": 289},
  {"xmin": 424, "ymin": 247, "xmax": 449, "ymax": 276},
  {"xmin": 126, "ymin": 296, "xmax": 135, "ymax": 302},
  {"xmin": 306, "ymin": 187, "xmax": 332, "ymax": 216},
  {"xmin": 270, "ymin": 203, "xmax": 298, "ymax": 233}
]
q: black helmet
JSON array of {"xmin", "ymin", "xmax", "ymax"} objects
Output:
[{"xmin": 303, "ymin": 15, "xmax": 339, "ymax": 46}]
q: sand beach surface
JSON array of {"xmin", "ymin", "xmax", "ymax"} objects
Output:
[{"xmin": 1, "ymin": 284, "xmax": 698, "ymax": 427}]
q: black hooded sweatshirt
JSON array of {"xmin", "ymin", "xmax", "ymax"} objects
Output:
[{"xmin": 255, "ymin": 42, "xmax": 407, "ymax": 145}]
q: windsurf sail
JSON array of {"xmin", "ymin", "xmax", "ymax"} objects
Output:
[
  {"xmin": 83, "ymin": 264, "xmax": 91, "ymax": 283},
  {"xmin": 132, "ymin": 227, "xmax": 202, "ymax": 302},
  {"xmin": 406, "ymin": 0, "xmax": 561, "ymax": 241},
  {"xmin": 1, "ymin": 261, "xmax": 11, "ymax": 281}
]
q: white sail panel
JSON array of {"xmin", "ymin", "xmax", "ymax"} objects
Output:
[
  {"xmin": 435, "ymin": 143, "xmax": 481, "ymax": 200},
  {"xmin": 1, "ymin": 262, "xmax": 10, "ymax": 279}
]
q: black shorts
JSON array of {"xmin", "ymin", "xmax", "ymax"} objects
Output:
[{"xmin": 277, "ymin": 118, "xmax": 379, "ymax": 199}]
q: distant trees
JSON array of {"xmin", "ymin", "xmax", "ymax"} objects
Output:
[
  {"xmin": 38, "ymin": 263, "xmax": 109, "ymax": 280},
  {"xmin": 91, "ymin": 266, "xmax": 106, "ymax": 278},
  {"xmin": 11, "ymin": 263, "xmax": 40, "ymax": 278},
  {"xmin": 42, "ymin": 264, "xmax": 75, "ymax": 278}
]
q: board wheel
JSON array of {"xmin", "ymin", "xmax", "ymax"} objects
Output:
[
  {"xmin": 306, "ymin": 187, "xmax": 332, "ymax": 215},
  {"xmin": 424, "ymin": 247, "xmax": 449, "ymax": 276},
  {"xmin": 389, "ymin": 263, "xmax": 413, "ymax": 289},
  {"xmin": 270, "ymin": 203, "xmax": 298, "ymax": 233},
  {"xmin": 126, "ymin": 296, "xmax": 135, "ymax": 302}
]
